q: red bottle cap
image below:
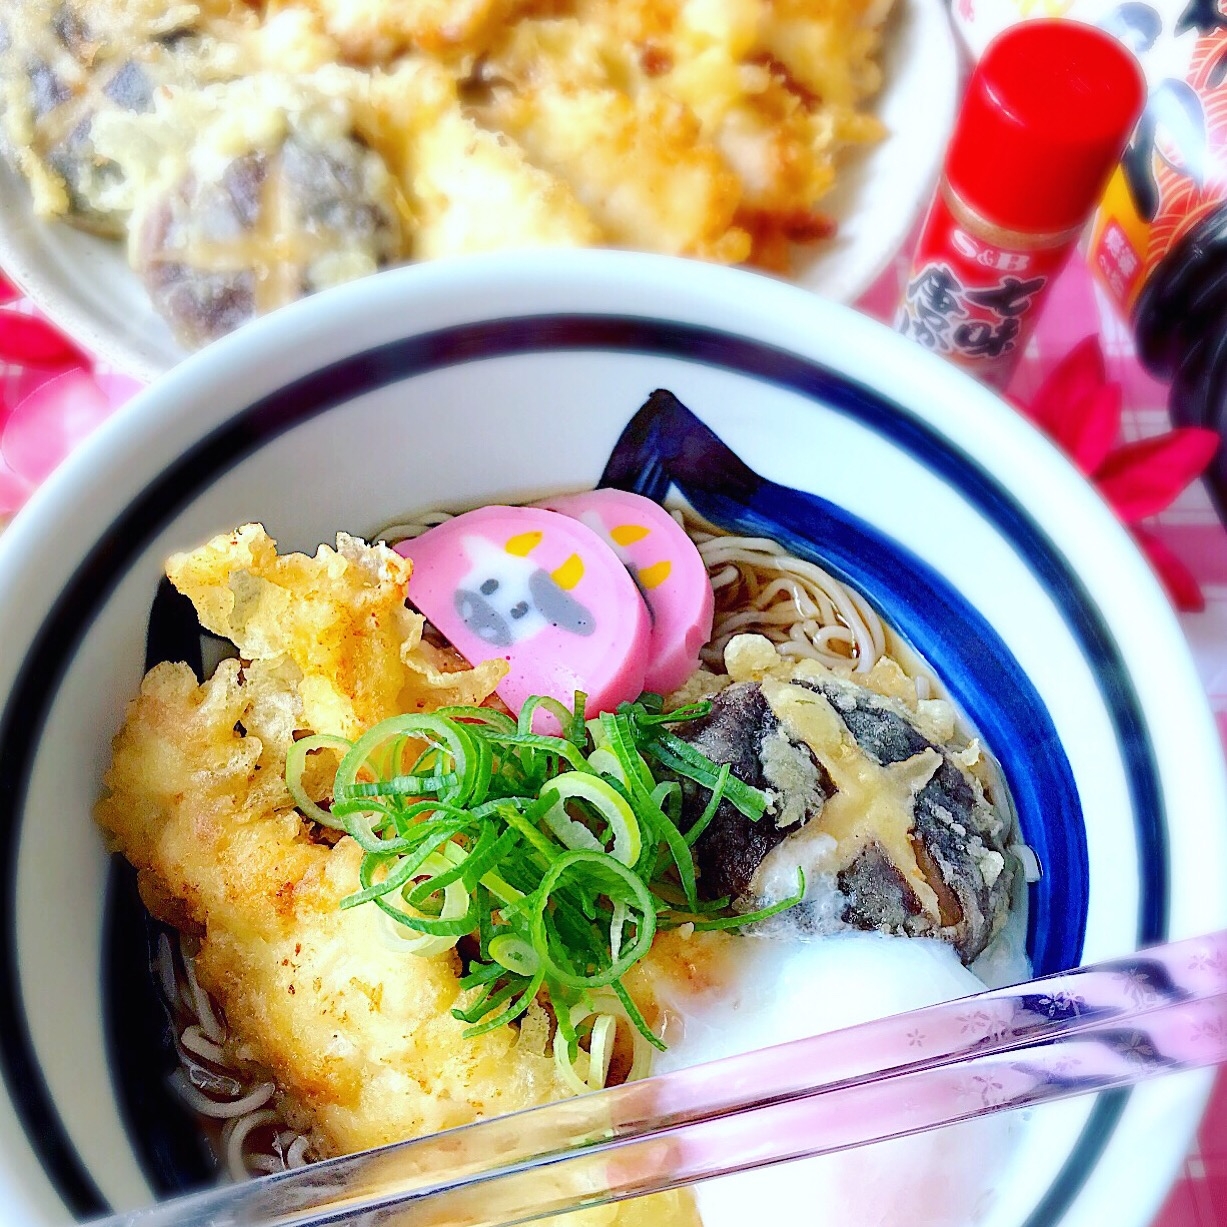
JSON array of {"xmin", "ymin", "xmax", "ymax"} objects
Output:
[{"xmin": 945, "ymin": 20, "xmax": 1146, "ymax": 235}]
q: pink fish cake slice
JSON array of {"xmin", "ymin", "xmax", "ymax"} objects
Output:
[
  {"xmin": 539, "ymin": 490, "xmax": 714, "ymax": 695},
  {"xmin": 396, "ymin": 505, "xmax": 652, "ymax": 720}
]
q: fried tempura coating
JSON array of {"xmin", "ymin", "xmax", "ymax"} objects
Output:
[
  {"xmin": 476, "ymin": 0, "xmax": 887, "ymax": 266},
  {"xmin": 165, "ymin": 524, "xmax": 506, "ymax": 744},
  {"xmin": 272, "ymin": 0, "xmax": 517, "ymax": 61},
  {"xmin": 368, "ymin": 62, "xmax": 601, "ymax": 257},
  {"xmin": 0, "ymin": 0, "xmax": 257, "ymax": 229},
  {"xmin": 2, "ymin": 0, "xmax": 893, "ymax": 346},
  {"xmin": 99, "ymin": 655, "xmax": 579, "ymax": 1145},
  {"xmin": 481, "ymin": 83, "xmax": 749, "ymax": 262},
  {"xmin": 96, "ymin": 526, "xmax": 697, "ymax": 1226}
]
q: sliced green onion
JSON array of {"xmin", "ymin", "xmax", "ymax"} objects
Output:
[
  {"xmin": 453, "ymin": 976, "xmax": 521, "ymax": 1024},
  {"xmin": 489, "ymin": 933, "xmax": 540, "ymax": 977},
  {"xmin": 297, "ymin": 688, "xmax": 814, "ymax": 1066},
  {"xmin": 481, "ymin": 731, "xmax": 595, "ymax": 774},
  {"xmin": 620, "ymin": 771, "xmax": 698, "ymax": 912},
  {"xmin": 432, "ymin": 705, "xmax": 517, "ymax": 733},
  {"xmin": 651, "ymin": 780, "xmax": 682, "ymax": 825},
  {"xmin": 458, "ymin": 961, "xmax": 504, "ymax": 991},
  {"xmin": 648, "ymin": 731, "xmax": 770, "ymax": 821},
  {"xmin": 609, "ymin": 899, "xmax": 627, "ymax": 963},
  {"xmin": 690, "ymin": 870, "xmax": 806, "ymax": 931},
  {"xmin": 337, "ymin": 772, "xmax": 459, "ymax": 798},
  {"xmin": 586, "ymin": 1013, "xmax": 617, "ymax": 1091},
  {"xmin": 684, "ymin": 761, "xmax": 731, "ymax": 847},
  {"xmin": 630, "ymin": 699, "xmax": 712, "ymax": 726},
  {"xmin": 342, "ymin": 824, "xmax": 467, "ymax": 908},
  {"xmin": 330, "ymin": 798, "xmax": 417, "ymax": 853},
  {"xmin": 518, "ymin": 695, "xmax": 577, "ymax": 737},
  {"xmin": 459, "ymin": 826, "xmax": 519, "ymax": 892},
  {"xmin": 651, "ymin": 882, "xmax": 730, "ymax": 914},
  {"xmin": 499, "ymin": 800, "xmax": 567, "ymax": 862},
  {"xmin": 461, "ymin": 969, "xmax": 545, "ymax": 1038},
  {"xmin": 479, "ymin": 867, "xmax": 526, "ymax": 908},
  {"xmin": 540, "ymin": 772, "xmax": 642, "ymax": 867},
  {"xmin": 405, "ymin": 824, "xmax": 506, "ymax": 904},
  {"xmin": 552, "ymin": 975, "xmax": 580, "ymax": 1061},
  {"xmin": 336, "ymin": 714, "xmax": 486, "ymax": 808},
  {"xmin": 598, "ymin": 712, "xmax": 656, "ymax": 796},
  {"xmin": 372, "ymin": 847, "xmax": 474, "ymax": 955},
  {"xmin": 333, "ymin": 800, "xmax": 470, "ymax": 855},
  {"xmin": 569, "ymin": 693, "xmax": 588, "ymax": 748},
  {"xmin": 587, "ymin": 746, "xmax": 627, "ymax": 784},
  {"xmin": 531, "ymin": 852, "xmax": 656, "ymax": 990},
  {"xmin": 285, "ymin": 734, "xmax": 352, "ymax": 829},
  {"xmin": 611, "ymin": 979, "xmax": 667, "ymax": 1054},
  {"xmin": 552, "ymin": 1003, "xmax": 620, "ymax": 1095}
]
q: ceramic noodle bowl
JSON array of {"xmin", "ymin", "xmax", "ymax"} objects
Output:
[{"xmin": 0, "ymin": 251, "xmax": 1222, "ymax": 1227}]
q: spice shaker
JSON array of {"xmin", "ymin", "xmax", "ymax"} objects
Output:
[{"xmin": 895, "ymin": 21, "xmax": 1145, "ymax": 388}]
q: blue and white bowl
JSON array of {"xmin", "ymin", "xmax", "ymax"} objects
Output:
[{"xmin": 0, "ymin": 250, "xmax": 1222, "ymax": 1227}]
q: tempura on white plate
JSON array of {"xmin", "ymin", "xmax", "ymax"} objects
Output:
[{"xmin": 0, "ymin": 0, "xmax": 893, "ymax": 347}]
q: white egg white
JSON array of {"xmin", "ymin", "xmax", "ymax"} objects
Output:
[{"xmin": 652, "ymin": 931, "xmax": 1025, "ymax": 1227}]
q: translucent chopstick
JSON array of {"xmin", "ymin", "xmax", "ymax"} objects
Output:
[{"xmin": 96, "ymin": 930, "xmax": 1227, "ymax": 1227}]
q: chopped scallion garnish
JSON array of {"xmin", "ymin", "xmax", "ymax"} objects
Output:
[{"xmin": 287, "ymin": 691, "xmax": 782, "ymax": 1090}]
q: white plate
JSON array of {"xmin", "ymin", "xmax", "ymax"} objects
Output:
[{"xmin": 0, "ymin": 0, "xmax": 957, "ymax": 380}]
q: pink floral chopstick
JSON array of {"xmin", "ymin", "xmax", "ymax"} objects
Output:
[{"xmin": 98, "ymin": 931, "xmax": 1227, "ymax": 1227}]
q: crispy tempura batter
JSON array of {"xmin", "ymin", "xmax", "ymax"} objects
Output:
[
  {"xmin": 4, "ymin": 0, "xmax": 889, "ymax": 288},
  {"xmin": 165, "ymin": 524, "xmax": 507, "ymax": 742},
  {"xmin": 366, "ymin": 60, "xmax": 603, "ymax": 258},
  {"xmin": 96, "ymin": 526, "xmax": 697, "ymax": 1226},
  {"xmin": 475, "ymin": 0, "xmax": 887, "ymax": 266}
]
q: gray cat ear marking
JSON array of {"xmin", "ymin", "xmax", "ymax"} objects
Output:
[{"xmin": 528, "ymin": 570, "xmax": 596, "ymax": 636}]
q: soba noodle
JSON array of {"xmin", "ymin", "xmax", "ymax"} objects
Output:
[
  {"xmin": 680, "ymin": 519, "xmax": 886, "ymax": 675},
  {"xmin": 154, "ymin": 932, "xmax": 313, "ymax": 1180},
  {"xmin": 154, "ymin": 508, "xmax": 947, "ymax": 1177}
]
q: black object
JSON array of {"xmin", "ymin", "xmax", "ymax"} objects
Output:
[
  {"xmin": 102, "ymin": 576, "xmax": 216, "ymax": 1195},
  {"xmin": 1133, "ymin": 202, "xmax": 1227, "ymax": 524}
]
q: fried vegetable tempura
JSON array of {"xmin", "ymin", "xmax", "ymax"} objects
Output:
[
  {"xmin": 95, "ymin": 526, "xmax": 696, "ymax": 1226},
  {"xmin": 4, "ymin": 0, "xmax": 891, "ymax": 301},
  {"xmin": 164, "ymin": 524, "xmax": 507, "ymax": 741}
]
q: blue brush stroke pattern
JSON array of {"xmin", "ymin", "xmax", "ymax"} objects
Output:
[{"xmin": 601, "ymin": 389, "xmax": 1087, "ymax": 976}]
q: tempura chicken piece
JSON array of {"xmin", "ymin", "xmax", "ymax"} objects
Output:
[
  {"xmin": 96, "ymin": 526, "xmax": 696, "ymax": 1227},
  {"xmin": 482, "ymin": 83, "xmax": 750, "ymax": 262},
  {"xmin": 270, "ymin": 0, "xmax": 517, "ymax": 62},
  {"xmin": 369, "ymin": 63, "xmax": 601, "ymax": 257}
]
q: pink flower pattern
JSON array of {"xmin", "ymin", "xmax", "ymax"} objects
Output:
[
  {"xmin": 0, "ymin": 274, "xmax": 139, "ymax": 522},
  {"xmin": 1010, "ymin": 336, "xmax": 1219, "ymax": 612}
]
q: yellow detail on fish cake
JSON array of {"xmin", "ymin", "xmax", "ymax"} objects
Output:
[
  {"xmin": 638, "ymin": 560, "xmax": 672, "ymax": 589},
  {"xmin": 611, "ymin": 524, "xmax": 650, "ymax": 546},
  {"xmin": 505, "ymin": 530, "xmax": 544, "ymax": 556},
  {"xmin": 551, "ymin": 553, "xmax": 586, "ymax": 590}
]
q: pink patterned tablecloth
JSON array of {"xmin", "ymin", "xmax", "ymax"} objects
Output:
[{"xmin": 1, "ymin": 253, "xmax": 1225, "ymax": 1225}]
